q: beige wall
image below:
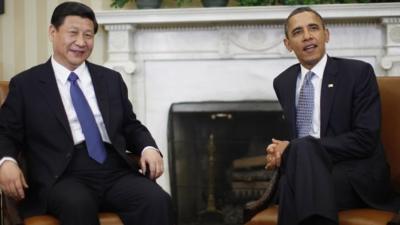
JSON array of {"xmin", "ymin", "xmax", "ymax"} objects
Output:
[
  {"xmin": 0, "ymin": 0, "xmax": 113, "ymax": 80},
  {"xmin": 0, "ymin": 0, "xmax": 239, "ymax": 80}
]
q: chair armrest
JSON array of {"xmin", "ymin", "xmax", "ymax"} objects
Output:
[
  {"xmin": 127, "ymin": 152, "xmax": 140, "ymax": 163},
  {"xmin": 127, "ymin": 152, "xmax": 159, "ymax": 179},
  {"xmin": 388, "ymin": 211, "xmax": 400, "ymax": 225},
  {"xmin": 125, "ymin": 151, "xmax": 141, "ymax": 167},
  {"xmin": 1, "ymin": 190, "xmax": 23, "ymax": 225},
  {"xmin": 1, "ymin": 152, "xmax": 25, "ymax": 225},
  {"xmin": 1, "ymin": 190, "xmax": 4, "ymax": 225},
  {"xmin": 243, "ymin": 170, "xmax": 279, "ymax": 223}
]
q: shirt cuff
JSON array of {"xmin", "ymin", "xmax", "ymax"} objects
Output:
[
  {"xmin": 141, "ymin": 146, "xmax": 161, "ymax": 156},
  {"xmin": 0, "ymin": 157, "xmax": 17, "ymax": 167}
]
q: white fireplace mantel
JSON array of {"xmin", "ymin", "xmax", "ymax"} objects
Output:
[
  {"xmin": 96, "ymin": 3, "xmax": 400, "ymax": 24},
  {"xmin": 96, "ymin": 3, "xmax": 400, "ymax": 193}
]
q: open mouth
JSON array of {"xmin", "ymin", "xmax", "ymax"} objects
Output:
[
  {"xmin": 70, "ymin": 49, "xmax": 86, "ymax": 56},
  {"xmin": 303, "ymin": 44, "xmax": 317, "ymax": 52}
]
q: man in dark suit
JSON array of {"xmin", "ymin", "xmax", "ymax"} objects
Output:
[
  {"xmin": 0, "ymin": 2, "xmax": 172, "ymax": 225},
  {"xmin": 266, "ymin": 7, "xmax": 397, "ymax": 225}
]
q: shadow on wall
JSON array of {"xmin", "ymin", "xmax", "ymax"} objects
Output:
[{"xmin": 0, "ymin": 0, "xmax": 4, "ymax": 14}]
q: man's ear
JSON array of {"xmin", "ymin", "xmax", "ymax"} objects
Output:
[
  {"xmin": 284, "ymin": 38, "xmax": 292, "ymax": 52},
  {"xmin": 48, "ymin": 25, "xmax": 56, "ymax": 42},
  {"xmin": 325, "ymin": 28, "xmax": 330, "ymax": 43}
]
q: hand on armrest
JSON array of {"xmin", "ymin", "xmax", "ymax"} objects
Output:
[
  {"xmin": 140, "ymin": 148, "xmax": 164, "ymax": 180},
  {"xmin": 0, "ymin": 160, "xmax": 28, "ymax": 201}
]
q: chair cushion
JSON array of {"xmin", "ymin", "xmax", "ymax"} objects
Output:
[
  {"xmin": 24, "ymin": 215, "xmax": 59, "ymax": 225},
  {"xmin": 339, "ymin": 209, "xmax": 394, "ymax": 225},
  {"xmin": 24, "ymin": 212, "xmax": 123, "ymax": 225},
  {"xmin": 245, "ymin": 205, "xmax": 278, "ymax": 225},
  {"xmin": 245, "ymin": 206, "xmax": 395, "ymax": 225},
  {"xmin": 98, "ymin": 213, "xmax": 124, "ymax": 225}
]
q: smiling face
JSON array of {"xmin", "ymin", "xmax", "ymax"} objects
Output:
[
  {"xmin": 284, "ymin": 11, "xmax": 329, "ymax": 70},
  {"xmin": 49, "ymin": 15, "xmax": 95, "ymax": 71}
]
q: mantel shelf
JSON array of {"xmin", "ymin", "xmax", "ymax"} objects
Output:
[{"xmin": 96, "ymin": 3, "xmax": 400, "ymax": 25}]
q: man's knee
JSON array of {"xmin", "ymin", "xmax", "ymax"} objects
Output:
[
  {"xmin": 283, "ymin": 136, "xmax": 332, "ymax": 170},
  {"xmin": 47, "ymin": 180, "xmax": 98, "ymax": 216},
  {"xmin": 289, "ymin": 137, "xmax": 328, "ymax": 160},
  {"xmin": 112, "ymin": 181, "xmax": 173, "ymax": 225},
  {"xmin": 142, "ymin": 186, "xmax": 172, "ymax": 209}
]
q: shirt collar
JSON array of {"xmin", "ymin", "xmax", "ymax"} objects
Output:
[
  {"xmin": 51, "ymin": 57, "xmax": 88, "ymax": 85},
  {"xmin": 299, "ymin": 54, "xmax": 328, "ymax": 80}
]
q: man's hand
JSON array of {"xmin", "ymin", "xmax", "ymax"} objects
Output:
[
  {"xmin": 0, "ymin": 161, "xmax": 28, "ymax": 200},
  {"xmin": 140, "ymin": 149, "xmax": 164, "ymax": 180},
  {"xmin": 265, "ymin": 138, "xmax": 290, "ymax": 170}
]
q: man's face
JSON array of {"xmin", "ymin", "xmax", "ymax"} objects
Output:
[
  {"xmin": 49, "ymin": 16, "xmax": 95, "ymax": 71},
  {"xmin": 284, "ymin": 11, "xmax": 329, "ymax": 70}
]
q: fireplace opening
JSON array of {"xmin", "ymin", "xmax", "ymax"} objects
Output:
[{"xmin": 168, "ymin": 101, "xmax": 289, "ymax": 225}]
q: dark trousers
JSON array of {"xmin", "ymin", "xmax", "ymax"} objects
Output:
[
  {"xmin": 277, "ymin": 137, "xmax": 365, "ymax": 225},
  {"xmin": 46, "ymin": 143, "xmax": 173, "ymax": 225}
]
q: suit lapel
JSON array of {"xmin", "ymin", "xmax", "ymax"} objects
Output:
[
  {"xmin": 288, "ymin": 72, "xmax": 299, "ymax": 138},
  {"xmin": 320, "ymin": 57, "xmax": 339, "ymax": 137},
  {"xmin": 283, "ymin": 66, "xmax": 300, "ymax": 138},
  {"xmin": 87, "ymin": 62, "xmax": 110, "ymax": 131},
  {"xmin": 38, "ymin": 59, "xmax": 72, "ymax": 140}
]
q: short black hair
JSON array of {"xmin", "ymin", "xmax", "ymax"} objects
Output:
[
  {"xmin": 51, "ymin": 1, "xmax": 98, "ymax": 34},
  {"xmin": 284, "ymin": 7, "xmax": 325, "ymax": 38}
]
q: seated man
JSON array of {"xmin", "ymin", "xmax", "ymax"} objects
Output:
[
  {"xmin": 266, "ymin": 6, "xmax": 399, "ymax": 225},
  {"xmin": 0, "ymin": 2, "xmax": 172, "ymax": 225}
]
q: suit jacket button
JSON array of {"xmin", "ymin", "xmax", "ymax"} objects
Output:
[
  {"xmin": 54, "ymin": 175, "xmax": 58, "ymax": 179},
  {"xmin": 66, "ymin": 153, "xmax": 71, "ymax": 158}
]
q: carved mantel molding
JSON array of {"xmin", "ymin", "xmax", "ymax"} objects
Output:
[
  {"xmin": 381, "ymin": 17, "xmax": 400, "ymax": 74},
  {"xmin": 103, "ymin": 24, "xmax": 136, "ymax": 75},
  {"xmin": 97, "ymin": 3, "xmax": 400, "ymax": 75}
]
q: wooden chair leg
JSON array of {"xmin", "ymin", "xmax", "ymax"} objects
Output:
[
  {"xmin": 1, "ymin": 192, "xmax": 23, "ymax": 225},
  {"xmin": 243, "ymin": 170, "xmax": 279, "ymax": 223}
]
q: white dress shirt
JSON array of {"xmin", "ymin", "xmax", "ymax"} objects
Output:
[
  {"xmin": 51, "ymin": 57, "xmax": 111, "ymax": 144},
  {"xmin": 296, "ymin": 54, "xmax": 328, "ymax": 138}
]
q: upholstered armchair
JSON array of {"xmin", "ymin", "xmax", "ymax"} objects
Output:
[
  {"xmin": 244, "ymin": 76, "xmax": 400, "ymax": 225},
  {"xmin": 0, "ymin": 81, "xmax": 124, "ymax": 225}
]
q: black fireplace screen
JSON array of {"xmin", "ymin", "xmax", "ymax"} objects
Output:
[{"xmin": 168, "ymin": 101, "xmax": 289, "ymax": 225}]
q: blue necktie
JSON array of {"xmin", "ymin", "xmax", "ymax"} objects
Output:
[
  {"xmin": 296, "ymin": 71, "xmax": 315, "ymax": 138},
  {"xmin": 68, "ymin": 72, "xmax": 107, "ymax": 163}
]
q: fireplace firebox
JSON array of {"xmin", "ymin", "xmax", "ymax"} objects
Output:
[{"xmin": 168, "ymin": 101, "xmax": 289, "ymax": 225}]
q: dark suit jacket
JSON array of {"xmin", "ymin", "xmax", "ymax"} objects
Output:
[
  {"xmin": 273, "ymin": 56, "xmax": 394, "ymax": 210},
  {"xmin": 0, "ymin": 59, "xmax": 157, "ymax": 217}
]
